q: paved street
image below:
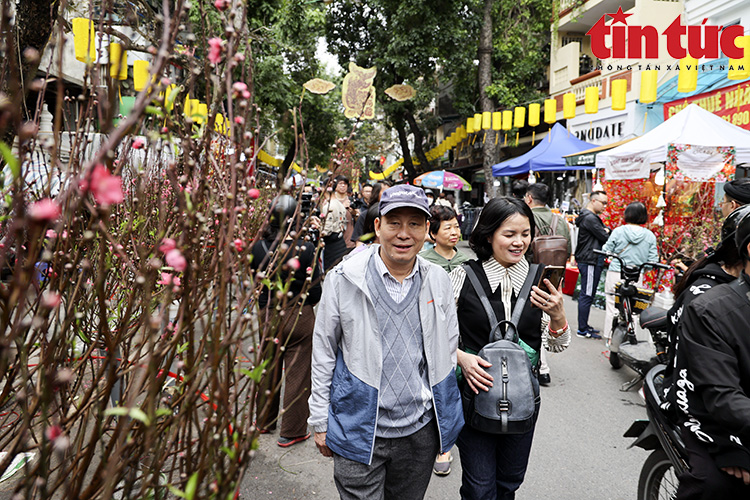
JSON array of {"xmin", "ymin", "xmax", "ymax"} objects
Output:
[{"xmin": 241, "ymin": 246, "xmax": 651, "ymax": 499}]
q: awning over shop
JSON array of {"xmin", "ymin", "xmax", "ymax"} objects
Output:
[
  {"xmin": 563, "ymin": 138, "xmax": 637, "ymax": 167},
  {"xmin": 492, "ymin": 123, "xmax": 597, "ymax": 176}
]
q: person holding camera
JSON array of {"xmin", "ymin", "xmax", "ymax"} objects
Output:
[{"xmin": 449, "ymin": 197, "xmax": 571, "ymax": 499}]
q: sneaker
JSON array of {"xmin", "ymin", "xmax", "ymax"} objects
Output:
[
  {"xmin": 588, "ymin": 331, "xmax": 603, "ymax": 340},
  {"xmin": 538, "ymin": 373, "xmax": 551, "ymax": 386},
  {"xmin": 576, "ymin": 329, "xmax": 592, "ymax": 338},
  {"xmin": 587, "ymin": 327, "xmax": 601, "ymax": 334},
  {"xmin": 277, "ymin": 433, "xmax": 311, "ymax": 448},
  {"xmin": 433, "ymin": 451, "xmax": 453, "ymax": 476}
]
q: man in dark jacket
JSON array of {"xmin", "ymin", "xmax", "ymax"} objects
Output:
[
  {"xmin": 574, "ymin": 191, "xmax": 609, "ymax": 339},
  {"xmin": 675, "ymin": 211, "xmax": 750, "ymax": 498}
]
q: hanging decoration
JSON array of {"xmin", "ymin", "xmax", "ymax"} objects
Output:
[
  {"xmin": 466, "ymin": 117, "xmax": 475, "ymax": 134},
  {"xmin": 611, "ymin": 79, "xmax": 627, "ymax": 111},
  {"xmin": 728, "ymin": 36, "xmax": 750, "ymax": 81},
  {"xmin": 528, "ymin": 103, "xmax": 540, "ymax": 127},
  {"xmin": 563, "ymin": 93, "xmax": 576, "ymax": 120},
  {"xmin": 492, "ymin": 111, "xmax": 502, "ymax": 145},
  {"xmin": 678, "ymin": 56, "xmax": 699, "ymax": 93},
  {"xmin": 481, "ymin": 111, "xmax": 491, "ymax": 130},
  {"xmin": 666, "ymin": 144, "xmax": 736, "ymax": 182},
  {"xmin": 384, "ymin": 83, "xmax": 416, "ymax": 101},
  {"xmin": 133, "ymin": 60, "xmax": 150, "ymax": 91},
  {"xmin": 514, "ymin": 107, "xmax": 525, "ymax": 146},
  {"xmin": 640, "ymin": 70, "xmax": 658, "ymax": 103},
  {"xmin": 72, "ymin": 18, "xmax": 96, "ymax": 63},
  {"xmin": 584, "ymin": 87, "xmax": 599, "ymax": 114},
  {"xmin": 544, "ymin": 99, "xmax": 556, "ymax": 124},
  {"xmin": 342, "ymin": 62, "xmax": 376, "ymax": 119},
  {"xmin": 109, "ymin": 42, "xmax": 128, "ymax": 80},
  {"xmin": 304, "ymin": 78, "xmax": 336, "ymax": 95}
]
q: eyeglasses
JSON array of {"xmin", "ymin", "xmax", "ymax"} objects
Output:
[{"xmin": 594, "ymin": 199, "xmax": 608, "ymax": 206}]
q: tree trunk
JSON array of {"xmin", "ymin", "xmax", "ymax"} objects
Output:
[
  {"xmin": 478, "ymin": 0, "xmax": 496, "ymax": 199},
  {"xmin": 403, "ymin": 111, "xmax": 430, "ymax": 174},
  {"xmin": 1, "ymin": 0, "xmax": 60, "ymax": 146},
  {"xmin": 394, "ymin": 116, "xmax": 418, "ymax": 181}
]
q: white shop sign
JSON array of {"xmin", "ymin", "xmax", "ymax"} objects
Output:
[{"xmin": 570, "ymin": 112, "xmax": 629, "ymax": 146}]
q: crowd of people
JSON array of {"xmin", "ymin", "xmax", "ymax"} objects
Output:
[{"xmin": 253, "ymin": 172, "xmax": 750, "ymax": 500}]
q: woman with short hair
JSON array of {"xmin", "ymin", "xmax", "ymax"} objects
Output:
[
  {"xmin": 449, "ymin": 197, "xmax": 571, "ymax": 499},
  {"xmin": 420, "ymin": 205, "xmax": 469, "ymax": 273}
]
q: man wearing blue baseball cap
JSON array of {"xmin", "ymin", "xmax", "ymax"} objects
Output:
[{"xmin": 309, "ymin": 184, "xmax": 464, "ymax": 499}]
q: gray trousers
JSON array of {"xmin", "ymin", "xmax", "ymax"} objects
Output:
[{"xmin": 333, "ymin": 419, "xmax": 440, "ymax": 500}]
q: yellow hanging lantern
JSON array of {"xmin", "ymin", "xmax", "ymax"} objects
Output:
[
  {"xmin": 528, "ymin": 103, "xmax": 541, "ymax": 127},
  {"xmin": 640, "ymin": 70, "xmax": 658, "ymax": 103},
  {"xmin": 473, "ymin": 113, "xmax": 483, "ymax": 131},
  {"xmin": 513, "ymin": 107, "xmax": 526, "ymax": 128},
  {"xmin": 678, "ymin": 57, "xmax": 699, "ymax": 93},
  {"xmin": 611, "ymin": 79, "xmax": 627, "ymax": 111},
  {"xmin": 215, "ymin": 113, "xmax": 226, "ymax": 134},
  {"xmin": 194, "ymin": 103, "xmax": 208, "ymax": 124},
  {"xmin": 544, "ymin": 99, "xmax": 556, "ymax": 124},
  {"xmin": 584, "ymin": 87, "xmax": 599, "ymax": 114},
  {"xmin": 72, "ymin": 18, "xmax": 96, "ymax": 63},
  {"xmin": 563, "ymin": 93, "xmax": 576, "ymax": 119},
  {"xmin": 109, "ymin": 43, "xmax": 128, "ymax": 80},
  {"xmin": 502, "ymin": 110, "xmax": 512, "ymax": 130},
  {"xmin": 458, "ymin": 126, "xmax": 467, "ymax": 140},
  {"xmin": 466, "ymin": 117, "xmax": 475, "ymax": 134},
  {"xmin": 481, "ymin": 111, "xmax": 491, "ymax": 130},
  {"xmin": 133, "ymin": 60, "xmax": 150, "ymax": 91},
  {"xmin": 492, "ymin": 111, "xmax": 502, "ymax": 130},
  {"xmin": 163, "ymin": 84, "xmax": 177, "ymax": 112},
  {"xmin": 728, "ymin": 36, "xmax": 750, "ymax": 80}
]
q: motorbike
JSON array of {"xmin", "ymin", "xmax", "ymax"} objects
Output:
[
  {"xmin": 625, "ymin": 363, "xmax": 688, "ymax": 500},
  {"xmin": 593, "ymin": 249, "xmax": 671, "ymax": 390}
]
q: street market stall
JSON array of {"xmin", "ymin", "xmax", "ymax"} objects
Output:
[
  {"xmin": 491, "ymin": 123, "xmax": 598, "ymax": 176},
  {"xmin": 593, "ymin": 104, "xmax": 750, "ymax": 290}
]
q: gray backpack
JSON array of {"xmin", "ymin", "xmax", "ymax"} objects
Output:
[{"xmin": 461, "ymin": 264, "xmax": 541, "ymax": 434}]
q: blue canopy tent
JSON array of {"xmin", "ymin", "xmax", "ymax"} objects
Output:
[{"xmin": 492, "ymin": 123, "xmax": 598, "ymax": 176}]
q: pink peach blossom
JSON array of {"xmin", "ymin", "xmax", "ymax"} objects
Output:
[
  {"xmin": 159, "ymin": 238, "xmax": 177, "ymax": 253},
  {"xmin": 214, "ymin": 0, "xmax": 229, "ymax": 10},
  {"xmin": 29, "ymin": 199, "xmax": 61, "ymax": 221},
  {"xmin": 207, "ymin": 38, "xmax": 223, "ymax": 65},
  {"xmin": 287, "ymin": 257, "xmax": 300, "ymax": 271},
  {"xmin": 132, "ymin": 138, "xmax": 145, "ymax": 149},
  {"xmin": 233, "ymin": 239, "xmax": 244, "ymax": 252},
  {"xmin": 81, "ymin": 165, "xmax": 124, "ymax": 207},
  {"xmin": 165, "ymin": 249, "xmax": 187, "ymax": 271},
  {"xmin": 248, "ymin": 188, "xmax": 260, "ymax": 200}
]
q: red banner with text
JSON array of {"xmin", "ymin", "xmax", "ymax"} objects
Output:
[{"xmin": 663, "ymin": 81, "xmax": 750, "ymax": 128}]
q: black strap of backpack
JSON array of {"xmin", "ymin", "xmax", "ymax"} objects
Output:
[{"xmin": 463, "ymin": 263, "xmax": 540, "ymax": 343}]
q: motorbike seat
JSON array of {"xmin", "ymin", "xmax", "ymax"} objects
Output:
[{"xmin": 640, "ymin": 306, "xmax": 669, "ymax": 330}]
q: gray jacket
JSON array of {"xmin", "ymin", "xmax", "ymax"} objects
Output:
[{"xmin": 308, "ymin": 245, "xmax": 464, "ymax": 464}]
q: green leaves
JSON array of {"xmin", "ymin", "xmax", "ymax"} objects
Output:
[
  {"xmin": 0, "ymin": 141, "xmax": 20, "ymax": 183},
  {"xmin": 104, "ymin": 406, "xmax": 152, "ymax": 425}
]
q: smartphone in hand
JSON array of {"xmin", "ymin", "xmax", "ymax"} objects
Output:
[{"xmin": 537, "ymin": 266, "xmax": 565, "ymax": 291}]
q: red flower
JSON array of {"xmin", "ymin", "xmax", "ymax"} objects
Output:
[{"xmin": 248, "ymin": 188, "xmax": 260, "ymax": 200}]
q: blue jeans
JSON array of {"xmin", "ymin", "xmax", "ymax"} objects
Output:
[
  {"xmin": 456, "ymin": 418, "xmax": 537, "ymax": 500},
  {"xmin": 577, "ymin": 262, "xmax": 603, "ymax": 332}
]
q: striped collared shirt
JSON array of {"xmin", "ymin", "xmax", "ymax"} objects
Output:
[
  {"xmin": 372, "ymin": 250, "xmax": 420, "ymax": 304},
  {"xmin": 450, "ymin": 258, "xmax": 571, "ymax": 352}
]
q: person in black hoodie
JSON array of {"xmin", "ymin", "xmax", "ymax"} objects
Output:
[
  {"xmin": 673, "ymin": 207, "xmax": 750, "ymax": 498},
  {"xmin": 251, "ymin": 195, "xmax": 323, "ymax": 448},
  {"xmin": 574, "ymin": 191, "xmax": 610, "ymax": 339}
]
